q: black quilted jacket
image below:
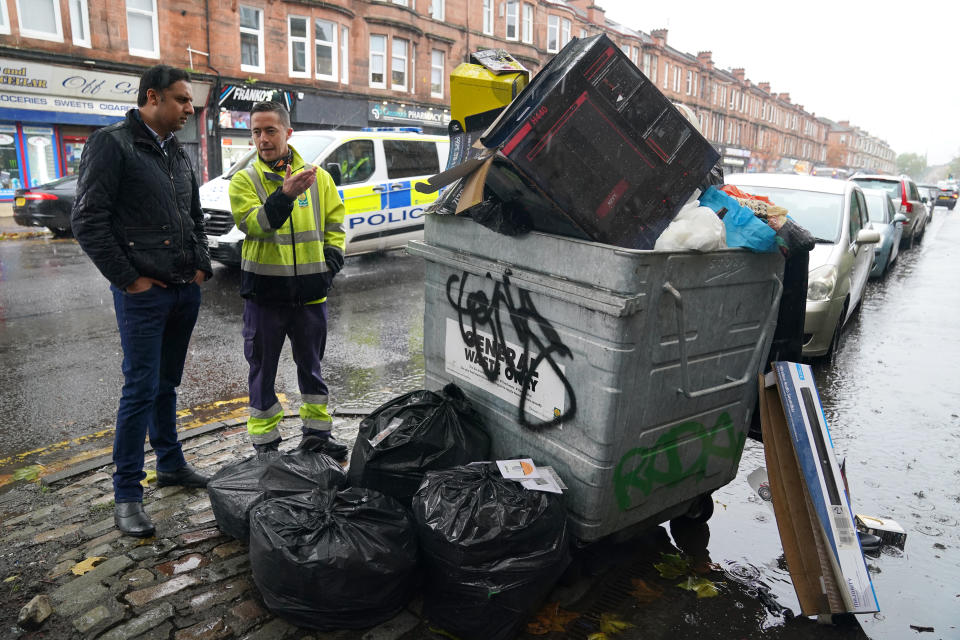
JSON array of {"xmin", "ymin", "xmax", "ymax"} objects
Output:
[{"xmin": 72, "ymin": 109, "xmax": 212, "ymax": 290}]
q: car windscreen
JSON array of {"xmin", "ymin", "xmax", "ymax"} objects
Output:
[
  {"xmin": 223, "ymin": 135, "xmax": 335, "ymax": 178},
  {"xmin": 730, "ymin": 185, "xmax": 844, "ymax": 243},
  {"xmin": 863, "ymin": 193, "xmax": 888, "ymax": 223},
  {"xmin": 853, "ymin": 179, "xmax": 900, "ymax": 201}
]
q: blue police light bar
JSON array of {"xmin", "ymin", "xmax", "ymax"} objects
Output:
[{"xmin": 361, "ymin": 126, "xmax": 423, "ymax": 133}]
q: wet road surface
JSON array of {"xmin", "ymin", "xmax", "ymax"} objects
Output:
[{"xmin": 1, "ymin": 207, "xmax": 958, "ymax": 638}]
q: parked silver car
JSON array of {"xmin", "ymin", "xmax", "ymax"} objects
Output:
[{"xmin": 726, "ymin": 173, "xmax": 880, "ymax": 359}]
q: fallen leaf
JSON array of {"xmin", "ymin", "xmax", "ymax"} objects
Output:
[
  {"xmin": 909, "ymin": 625, "xmax": 934, "ymax": 633},
  {"xmin": 654, "ymin": 552, "xmax": 691, "ymax": 579},
  {"xmin": 629, "ymin": 577, "xmax": 663, "ymax": 604},
  {"xmin": 13, "ymin": 465, "xmax": 43, "ymax": 482},
  {"xmin": 586, "ymin": 634, "xmax": 608, "ymax": 640},
  {"xmin": 3, "ymin": 575, "xmax": 18, "ymax": 583},
  {"xmin": 71, "ymin": 556, "xmax": 107, "ymax": 576},
  {"xmin": 426, "ymin": 626, "xmax": 463, "ymax": 640},
  {"xmin": 677, "ymin": 576, "xmax": 719, "ymax": 598},
  {"xmin": 526, "ymin": 602, "xmax": 580, "ymax": 634},
  {"xmin": 599, "ymin": 613, "xmax": 635, "ymax": 635},
  {"xmin": 141, "ymin": 470, "xmax": 157, "ymax": 487}
]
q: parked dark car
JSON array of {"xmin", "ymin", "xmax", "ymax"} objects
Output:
[
  {"xmin": 936, "ymin": 180, "xmax": 958, "ymax": 210},
  {"xmin": 12, "ymin": 175, "xmax": 78, "ymax": 237}
]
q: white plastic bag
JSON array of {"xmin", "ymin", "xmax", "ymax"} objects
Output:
[{"xmin": 654, "ymin": 197, "xmax": 726, "ymax": 252}]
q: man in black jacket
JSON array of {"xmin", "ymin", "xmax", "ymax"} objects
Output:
[{"xmin": 72, "ymin": 65, "xmax": 213, "ymax": 537}]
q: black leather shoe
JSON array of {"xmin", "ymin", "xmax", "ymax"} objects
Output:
[
  {"xmin": 115, "ymin": 502, "xmax": 155, "ymax": 538},
  {"xmin": 298, "ymin": 434, "xmax": 349, "ymax": 462},
  {"xmin": 253, "ymin": 439, "xmax": 280, "ymax": 454},
  {"xmin": 156, "ymin": 465, "xmax": 209, "ymax": 489}
]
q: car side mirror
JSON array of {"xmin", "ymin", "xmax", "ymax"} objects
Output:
[
  {"xmin": 856, "ymin": 228, "xmax": 881, "ymax": 244},
  {"xmin": 325, "ymin": 163, "xmax": 342, "ymax": 186},
  {"xmin": 893, "ymin": 213, "xmax": 908, "ymax": 224}
]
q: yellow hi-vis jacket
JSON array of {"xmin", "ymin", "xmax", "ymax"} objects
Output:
[{"xmin": 229, "ymin": 145, "xmax": 346, "ymax": 305}]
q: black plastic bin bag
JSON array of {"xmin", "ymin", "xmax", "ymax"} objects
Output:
[
  {"xmin": 348, "ymin": 383, "xmax": 490, "ymax": 504},
  {"xmin": 412, "ymin": 463, "xmax": 570, "ymax": 640},
  {"xmin": 249, "ymin": 488, "xmax": 419, "ymax": 630},
  {"xmin": 207, "ymin": 449, "xmax": 346, "ymax": 541}
]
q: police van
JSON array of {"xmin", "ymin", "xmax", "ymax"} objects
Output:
[{"xmin": 199, "ymin": 127, "xmax": 448, "ymax": 266}]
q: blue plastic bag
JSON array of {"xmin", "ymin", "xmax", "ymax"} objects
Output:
[{"xmin": 699, "ymin": 186, "xmax": 778, "ymax": 253}]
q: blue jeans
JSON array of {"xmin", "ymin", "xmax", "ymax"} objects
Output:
[{"xmin": 111, "ymin": 283, "xmax": 201, "ymax": 503}]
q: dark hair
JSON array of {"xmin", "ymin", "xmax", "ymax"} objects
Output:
[
  {"xmin": 251, "ymin": 101, "xmax": 291, "ymax": 129},
  {"xmin": 138, "ymin": 65, "xmax": 191, "ymax": 107}
]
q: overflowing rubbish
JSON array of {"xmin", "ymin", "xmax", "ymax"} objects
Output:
[
  {"xmin": 412, "ymin": 463, "xmax": 571, "ymax": 640},
  {"xmin": 248, "ymin": 488, "xmax": 419, "ymax": 630},
  {"xmin": 206, "ymin": 449, "xmax": 346, "ymax": 541},
  {"xmin": 699, "ymin": 186, "xmax": 779, "ymax": 253},
  {"xmin": 654, "ymin": 191, "xmax": 726, "ymax": 251},
  {"xmin": 758, "ymin": 362, "xmax": 879, "ymax": 615},
  {"xmin": 347, "ymin": 383, "xmax": 490, "ymax": 504}
]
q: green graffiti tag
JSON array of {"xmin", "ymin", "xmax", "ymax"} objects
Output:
[{"xmin": 613, "ymin": 412, "xmax": 745, "ymax": 511}]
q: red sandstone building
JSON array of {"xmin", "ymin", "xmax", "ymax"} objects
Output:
[{"xmin": 0, "ymin": 0, "xmax": 888, "ymax": 199}]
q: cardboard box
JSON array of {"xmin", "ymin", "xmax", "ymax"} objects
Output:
[
  {"xmin": 758, "ymin": 362, "xmax": 879, "ymax": 615},
  {"xmin": 421, "ymin": 34, "xmax": 720, "ymax": 249}
]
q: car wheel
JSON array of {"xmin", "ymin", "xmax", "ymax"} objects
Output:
[
  {"xmin": 822, "ymin": 301, "xmax": 848, "ymax": 362},
  {"xmin": 949, "ymin": 202, "xmax": 956, "ymax": 211},
  {"xmin": 48, "ymin": 226, "xmax": 73, "ymax": 238}
]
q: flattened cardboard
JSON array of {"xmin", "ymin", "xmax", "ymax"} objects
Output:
[{"xmin": 759, "ymin": 364, "xmax": 880, "ymax": 615}]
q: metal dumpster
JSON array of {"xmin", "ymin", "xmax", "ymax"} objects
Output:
[{"xmin": 407, "ymin": 214, "xmax": 784, "ymax": 542}]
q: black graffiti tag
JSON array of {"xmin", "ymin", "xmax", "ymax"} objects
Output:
[{"xmin": 446, "ymin": 270, "xmax": 577, "ymax": 429}]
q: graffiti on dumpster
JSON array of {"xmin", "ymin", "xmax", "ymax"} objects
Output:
[
  {"xmin": 613, "ymin": 412, "xmax": 744, "ymax": 510},
  {"xmin": 445, "ymin": 270, "xmax": 577, "ymax": 429}
]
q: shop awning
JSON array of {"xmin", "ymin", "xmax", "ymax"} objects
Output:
[{"xmin": 0, "ymin": 107, "xmax": 125, "ymax": 126}]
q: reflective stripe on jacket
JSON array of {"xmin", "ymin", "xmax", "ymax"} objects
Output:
[{"xmin": 229, "ymin": 145, "xmax": 346, "ymax": 305}]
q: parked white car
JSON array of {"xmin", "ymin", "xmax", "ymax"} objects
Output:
[{"xmin": 200, "ymin": 127, "xmax": 449, "ymax": 266}]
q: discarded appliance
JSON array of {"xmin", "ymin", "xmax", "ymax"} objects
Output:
[
  {"xmin": 418, "ymin": 33, "xmax": 720, "ymax": 250},
  {"xmin": 758, "ymin": 362, "xmax": 879, "ymax": 616},
  {"xmin": 855, "ymin": 514, "xmax": 907, "ymax": 550}
]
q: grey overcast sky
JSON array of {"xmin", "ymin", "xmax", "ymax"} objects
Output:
[{"xmin": 598, "ymin": 0, "xmax": 960, "ymax": 165}]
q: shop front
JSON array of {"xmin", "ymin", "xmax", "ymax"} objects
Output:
[
  {"xmin": 367, "ymin": 100, "xmax": 450, "ymax": 134},
  {"xmin": 721, "ymin": 146, "xmax": 751, "ymax": 173},
  {"xmin": 0, "ymin": 58, "xmax": 209, "ymax": 200},
  {"xmin": 217, "ymin": 84, "xmax": 295, "ymax": 174}
]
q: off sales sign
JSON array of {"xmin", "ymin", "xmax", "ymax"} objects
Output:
[{"xmin": 444, "ymin": 318, "xmax": 566, "ymax": 422}]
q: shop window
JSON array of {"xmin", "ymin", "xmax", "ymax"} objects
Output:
[
  {"xmin": 125, "ymin": 0, "xmax": 158, "ymax": 57},
  {"xmin": 315, "ymin": 19, "xmax": 338, "ymax": 82},
  {"xmin": 69, "ymin": 0, "xmax": 90, "ymax": 47},
  {"xmin": 547, "ymin": 15, "xmax": 559, "ymax": 53},
  {"xmin": 482, "ymin": 0, "xmax": 493, "ymax": 35},
  {"xmin": 341, "ymin": 26, "xmax": 349, "ymax": 85},
  {"xmin": 430, "ymin": 0, "xmax": 444, "ymax": 21},
  {"xmin": 239, "ymin": 5, "xmax": 264, "ymax": 73},
  {"xmin": 23, "ymin": 126, "xmax": 57, "ymax": 187},
  {"xmin": 327, "ymin": 140, "xmax": 375, "ymax": 185},
  {"xmin": 505, "ymin": 0, "xmax": 518, "ymax": 41},
  {"xmin": 0, "ymin": 125, "xmax": 22, "ymax": 198},
  {"xmin": 369, "ymin": 35, "xmax": 386, "ymax": 88},
  {"xmin": 62, "ymin": 136, "xmax": 86, "ymax": 176},
  {"xmin": 521, "ymin": 4, "xmax": 533, "ymax": 44},
  {"xmin": 430, "ymin": 49, "xmax": 444, "ymax": 98},
  {"xmin": 16, "ymin": 0, "xmax": 63, "ymax": 42},
  {"xmin": 288, "ymin": 16, "xmax": 309, "ymax": 78},
  {"xmin": 391, "ymin": 38, "xmax": 408, "ymax": 91},
  {"xmin": 384, "ymin": 140, "xmax": 439, "ymax": 179}
]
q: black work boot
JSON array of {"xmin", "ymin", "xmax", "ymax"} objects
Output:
[
  {"xmin": 253, "ymin": 439, "xmax": 281, "ymax": 455},
  {"xmin": 298, "ymin": 430, "xmax": 349, "ymax": 462},
  {"xmin": 156, "ymin": 465, "xmax": 209, "ymax": 489},
  {"xmin": 115, "ymin": 502, "xmax": 155, "ymax": 537}
]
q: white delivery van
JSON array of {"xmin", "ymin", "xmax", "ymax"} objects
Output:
[{"xmin": 200, "ymin": 127, "xmax": 449, "ymax": 266}]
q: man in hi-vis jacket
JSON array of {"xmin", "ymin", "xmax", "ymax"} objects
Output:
[{"xmin": 228, "ymin": 100, "xmax": 347, "ymax": 459}]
